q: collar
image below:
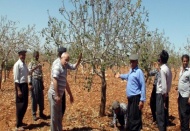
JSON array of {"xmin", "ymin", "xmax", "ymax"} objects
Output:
[{"xmin": 131, "ymin": 66, "xmax": 138, "ymax": 73}]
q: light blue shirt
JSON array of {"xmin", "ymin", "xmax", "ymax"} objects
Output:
[{"xmin": 120, "ymin": 66, "xmax": 146, "ymax": 101}]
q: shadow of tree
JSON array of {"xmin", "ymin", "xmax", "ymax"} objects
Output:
[
  {"xmin": 168, "ymin": 115, "xmax": 176, "ymax": 127},
  {"xmin": 26, "ymin": 121, "xmax": 50, "ymax": 130},
  {"xmin": 64, "ymin": 127, "xmax": 98, "ymax": 131}
]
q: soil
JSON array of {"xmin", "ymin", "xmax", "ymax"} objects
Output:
[{"xmin": 0, "ymin": 62, "xmax": 181, "ymax": 131}]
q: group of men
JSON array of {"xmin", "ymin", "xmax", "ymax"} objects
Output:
[
  {"xmin": 111, "ymin": 50, "xmax": 190, "ymax": 131},
  {"xmin": 13, "ymin": 47, "xmax": 82, "ymax": 131},
  {"xmin": 13, "ymin": 47, "xmax": 190, "ymax": 131}
]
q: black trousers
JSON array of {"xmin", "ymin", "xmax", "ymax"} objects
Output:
[
  {"xmin": 15, "ymin": 83, "xmax": 28, "ymax": 127},
  {"xmin": 178, "ymin": 93, "xmax": 190, "ymax": 131},
  {"xmin": 117, "ymin": 115, "xmax": 125, "ymax": 126},
  {"xmin": 156, "ymin": 93, "xmax": 169, "ymax": 131},
  {"xmin": 150, "ymin": 85, "xmax": 156, "ymax": 122},
  {"xmin": 127, "ymin": 95, "xmax": 142, "ymax": 131},
  {"xmin": 30, "ymin": 78, "xmax": 44, "ymax": 116},
  {"xmin": 62, "ymin": 92, "xmax": 66, "ymax": 117}
]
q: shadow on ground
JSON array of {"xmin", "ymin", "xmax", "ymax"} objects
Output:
[
  {"xmin": 64, "ymin": 127, "xmax": 99, "ymax": 131},
  {"xmin": 26, "ymin": 122, "xmax": 50, "ymax": 130}
]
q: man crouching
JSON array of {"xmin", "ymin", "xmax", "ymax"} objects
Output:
[{"xmin": 110, "ymin": 101, "xmax": 127, "ymax": 130}]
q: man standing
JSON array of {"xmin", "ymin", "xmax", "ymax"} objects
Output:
[
  {"xmin": 115, "ymin": 54, "xmax": 146, "ymax": 131},
  {"xmin": 28, "ymin": 51, "xmax": 46, "ymax": 121},
  {"xmin": 52, "ymin": 47, "xmax": 74, "ymax": 117},
  {"xmin": 148, "ymin": 63, "xmax": 159, "ymax": 124},
  {"xmin": 178, "ymin": 54, "xmax": 190, "ymax": 131},
  {"xmin": 156, "ymin": 50, "xmax": 172, "ymax": 131},
  {"xmin": 13, "ymin": 49, "xmax": 28, "ymax": 131},
  {"xmin": 48, "ymin": 52, "xmax": 82, "ymax": 131}
]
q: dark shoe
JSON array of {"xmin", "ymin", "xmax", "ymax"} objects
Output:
[
  {"xmin": 40, "ymin": 113, "xmax": 47, "ymax": 119},
  {"xmin": 33, "ymin": 115, "xmax": 37, "ymax": 121}
]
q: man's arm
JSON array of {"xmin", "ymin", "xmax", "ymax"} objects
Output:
[
  {"xmin": 53, "ymin": 77, "xmax": 61, "ymax": 104},
  {"xmin": 74, "ymin": 53, "xmax": 82, "ymax": 68},
  {"xmin": 13, "ymin": 63, "xmax": 22, "ymax": 97},
  {"xmin": 139, "ymin": 70, "xmax": 146, "ymax": 110},
  {"xmin": 65, "ymin": 81, "xmax": 74, "ymax": 103}
]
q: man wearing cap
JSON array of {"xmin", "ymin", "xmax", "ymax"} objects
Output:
[
  {"xmin": 28, "ymin": 51, "xmax": 46, "ymax": 121},
  {"xmin": 110, "ymin": 101, "xmax": 127, "ymax": 130},
  {"xmin": 156, "ymin": 50, "xmax": 172, "ymax": 131},
  {"xmin": 115, "ymin": 54, "xmax": 146, "ymax": 131},
  {"xmin": 13, "ymin": 49, "xmax": 41, "ymax": 130},
  {"xmin": 48, "ymin": 52, "xmax": 82, "ymax": 131}
]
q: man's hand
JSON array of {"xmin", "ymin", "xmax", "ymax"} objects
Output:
[
  {"xmin": 55, "ymin": 96, "xmax": 61, "ymax": 104},
  {"xmin": 29, "ymin": 85, "xmax": 33, "ymax": 90},
  {"xmin": 17, "ymin": 90, "xmax": 22, "ymax": 98},
  {"xmin": 188, "ymin": 98, "xmax": 190, "ymax": 105},
  {"xmin": 115, "ymin": 72, "xmax": 120, "ymax": 78},
  {"xmin": 138, "ymin": 101, "xmax": 144, "ymax": 110}
]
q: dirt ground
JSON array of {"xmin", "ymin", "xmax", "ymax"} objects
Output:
[{"xmin": 0, "ymin": 62, "xmax": 181, "ymax": 131}]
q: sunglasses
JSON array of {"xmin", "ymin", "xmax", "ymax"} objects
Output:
[{"xmin": 157, "ymin": 59, "xmax": 161, "ymax": 62}]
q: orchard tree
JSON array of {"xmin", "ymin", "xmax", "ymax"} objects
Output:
[
  {"xmin": 56, "ymin": 0, "xmax": 149, "ymax": 116},
  {"xmin": 0, "ymin": 16, "xmax": 40, "ymax": 88}
]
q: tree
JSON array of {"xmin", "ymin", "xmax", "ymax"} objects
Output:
[
  {"xmin": 0, "ymin": 16, "xmax": 40, "ymax": 88},
  {"xmin": 56, "ymin": 0, "xmax": 149, "ymax": 116}
]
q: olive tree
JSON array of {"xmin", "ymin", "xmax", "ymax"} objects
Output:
[{"xmin": 57, "ymin": 0, "xmax": 149, "ymax": 116}]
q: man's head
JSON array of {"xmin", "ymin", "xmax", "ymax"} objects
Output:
[
  {"xmin": 159, "ymin": 50, "xmax": 169, "ymax": 64},
  {"xmin": 33, "ymin": 51, "xmax": 39, "ymax": 61},
  {"xmin": 57, "ymin": 47, "xmax": 67, "ymax": 58},
  {"xmin": 112, "ymin": 101, "xmax": 120, "ymax": 113},
  {"xmin": 60, "ymin": 52, "xmax": 70, "ymax": 67},
  {"xmin": 18, "ymin": 49, "xmax": 27, "ymax": 61},
  {"xmin": 129, "ymin": 54, "xmax": 138, "ymax": 69},
  {"xmin": 181, "ymin": 54, "xmax": 189, "ymax": 68}
]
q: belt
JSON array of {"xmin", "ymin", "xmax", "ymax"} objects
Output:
[{"xmin": 32, "ymin": 75, "xmax": 42, "ymax": 79}]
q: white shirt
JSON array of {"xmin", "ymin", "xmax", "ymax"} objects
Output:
[
  {"xmin": 13, "ymin": 59, "xmax": 29, "ymax": 83},
  {"xmin": 156, "ymin": 64, "xmax": 172, "ymax": 94},
  {"xmin": 178, "ymin": 67, "xmax": 190, "ymax": 97}
]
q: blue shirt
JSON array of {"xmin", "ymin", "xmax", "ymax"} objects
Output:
[{"xmin": 120, "ymin": 66, "xmax": 146, "ymax": 101}]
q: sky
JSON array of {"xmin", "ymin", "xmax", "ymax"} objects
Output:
[{"xmin": 0, "ymin": 0, "xmax": 190, "ymax": 51}]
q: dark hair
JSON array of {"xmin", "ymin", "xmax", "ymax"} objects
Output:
[
  {"xmin": 57, "ymin": 51, "xmax": 65, "ymax": 58},
  {"xmin": 159, "ymin": 50, "xmax": 169, "ymax": 64},
  {"xmin": 181, "ymin": 54, "xmax": 189, "ymax": 61},
  {"xmin": 33, "ymin": 51, "xmax": 39, "ymax": 57}
]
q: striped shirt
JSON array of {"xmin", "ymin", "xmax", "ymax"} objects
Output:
[
  {"xmin": 13, "ymin": 59, "xmax": 29, "ymax": 83},
  {"xmin": 48, "ymin": 58, "xmax": 76, "ymax": 96}
]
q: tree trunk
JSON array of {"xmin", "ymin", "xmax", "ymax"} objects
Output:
[
  {"xmin": 0, "ymin": 69, "xmax": 2, "ymax": 90},
  {"xmin": 99, "ymin": 70, "xmax": 107, "ymax": 116},
  {"xmin": 3, "ymin": 67, "xmax": 6, "ymax": 82},
  {"xmin": 0, "ymin": 61, "xmax": 4, "ymax": 90}
]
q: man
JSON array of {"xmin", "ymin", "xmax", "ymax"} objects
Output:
[
  {"xmin": 178, "ymin": 54, "xmax": 190, "ymax": 131},
  {"xmin": 28, "ymin": 51, "xmax": 46, "ymax": 121},
  {"xmin": 110, "ymin": 101, "xmax": 127, "ymax": 130},
  {"xmin": 156, "ymin": 50, "xmax": 172, "ymax": 131},
  {"xmin": 115, "ymin": 54, "xmax": 146, "ymax": 131},
  {"xmin": 148, "ymin": 62, "xmax": 159, "ymax": 124},
  {"xmin": 52, "ymin": 47, "xmax": 74, "ymax": 117},
  {"xmin": 13, "ymin": 49, "xmax": 40, "ymax": 131},
  {"xmin": 48, "ymin": 52, "xmax": 82, "ymax": 131}
]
